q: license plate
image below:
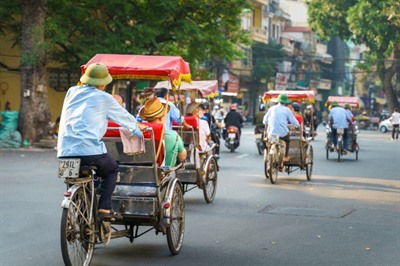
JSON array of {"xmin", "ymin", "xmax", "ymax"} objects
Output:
[
  {"xmin": 58, "ymin": 159, "xmax": 81, "ymax": 178},
  {"xmin": 228, "ymin": 133, "xmax": 235, "ymax": 138},
  {"xmin": 255, "ymin": 133, "xmax": 261, "ymax": 139}
]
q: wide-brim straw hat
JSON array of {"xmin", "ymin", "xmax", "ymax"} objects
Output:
[
  {"xmin": 186, "ymin": 102, "xmax": 200, "ymax": 115},
  {"xmin": 139, "ymin": 98, "xmax": 170, "ymax": 121},
  {"xmin": 80, "ymin": 63, "xmax": 113, "ymax": 86}
]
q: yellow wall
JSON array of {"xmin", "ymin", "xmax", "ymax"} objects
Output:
[{"xmin": 0, "ymin": 33, "xmax": 67, "ymax": 122}]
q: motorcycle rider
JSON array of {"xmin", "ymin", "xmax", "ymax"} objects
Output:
[
  {"xmin": 254, "ymin": 103, "xmax": 266, "ymax": 128},
  {"xmin": 328, "ymin": 101, "xmax": 353, "ymax": 155},
  {"xmin": 303, "ymin": 105, "xmax": 317, "ymax": 138},
  {"xmin": 263, "ymin": 94, "xmax": 300, "ymax": 162},
  {"xmin": 224, "ymin": 103, "xmax": 244, "ymax": 139}
]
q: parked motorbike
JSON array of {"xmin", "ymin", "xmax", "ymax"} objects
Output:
[
  {"xmin": 225, "ymin": 126, "xmax": 240, "ymax": 152},
  {"xmin": 254, "ymin": 126, "xmax": 265, "ymax": 155}
]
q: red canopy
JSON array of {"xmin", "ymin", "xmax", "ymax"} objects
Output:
[
  {"xmin": 81, "ymin": 54, "xmax": 192, "ymax": 86},
  {"xmin": 154, "ymin": 80, "xmax": 218, "ymax": 97},
  {"xmin": 325, "ymin": 96, "xmax": 361, "ymax": 108},
  {"xmin": 263, "ymin": 90, "xmax": 315, "ymax": 103}
]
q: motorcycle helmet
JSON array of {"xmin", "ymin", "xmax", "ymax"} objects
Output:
[
  {"xmin": 229, "ymin": 103, "xmax": 238, "ymax": 110},
  {"xmin": 259, "ymin": 104, "xmax": 266, "ymax": 112},
  {"xmin": 306, "ymin": 105, "xmax": 313, "ymax": 111},
  {"xmin": 200, "ymin": 101, "xmax": 210, "ymax": 110},
  {"xmin": 292, "ymin": 102, "xmax": 301, "ymax": 112}
]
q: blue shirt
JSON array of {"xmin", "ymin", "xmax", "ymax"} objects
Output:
[
  {"xmin": 165, "ymin": 100, "xmax": 181, "ymax": 130},
  {"xmin": 137, "ymin": 98, "xmax": 182, "ymax": 130},
  {"xmin": 262, "ymin": 104, "xmax": 300, "ymax": 137},
  {"xmin": 57, "ymin": 85, "xmax": 140, "ymax": 157},
  {"xmin": 329, "ymin": 106, "xmax": 352, "ymax": 129}
]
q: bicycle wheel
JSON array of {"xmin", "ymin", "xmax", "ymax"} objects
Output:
[
  {"xmin": 61, "ymin": 187, "xmax": 96, "ymax": 266},
  {"xmin": 337, "ymin": 140, "xmax": 342, "ymax": 162},
  {"xmin": 268, "ymin": 153, "xmax": 278, "ymax": 184},
  {"xmin": 306, "ymin": 146, "xmax": 313, "ymax": 181},
  {"xmin": 203, "ymin": 157, "xmax": 218, "ymax": 203},
  {"xmin": 264, "ymin": 148, "xmax": 270, "ymax": 179},
  {"xmin": 166, "ymin": 183, "xmax": 185, "ymax": 255}
]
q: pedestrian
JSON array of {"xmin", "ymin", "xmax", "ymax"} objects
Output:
[
  {"xmin": 57, "ymin": 62, "xmax": 147, "ymax": 220},
  {"xmin": 389, "ymin": 108, "xmax": 400, "ymax": 140}
]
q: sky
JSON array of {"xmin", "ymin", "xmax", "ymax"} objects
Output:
[{"xmin": 279, "ymin": 0, "xmax": 309, "ymax": 26}]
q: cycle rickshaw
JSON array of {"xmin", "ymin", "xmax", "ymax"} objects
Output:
[
  {"xmin": 58, "ymin": 54, "xmax": 191, "ymax": 266},
  {"xmin": 154, "ymin": 80, "xmax": 219, "ymax": 203},
  {"xmin": 325, "ymin": 96, "xmax": 360, "ymax": 161},
  {"xmin": 261, "ymin": 90, "xmax": 315, "ymax": 184}
]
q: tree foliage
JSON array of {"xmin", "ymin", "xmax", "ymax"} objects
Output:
[
  {"xmin": 252, "ymin": 42, "xmax": 286, "ymax": 84},
  {"xmin": 1, "ymin": 0, "xmax": 251, "ymax": 71},
  {"xmin": 0, "ymin": 0, "xmax": 251, "ymax": 143},
  {"xmin": 307, "ymin": 0, "xmax": 400, "ymax": 111}
]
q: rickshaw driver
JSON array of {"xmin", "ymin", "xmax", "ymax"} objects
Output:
[
  {"xmin": 328, "ymin": 101, "xmax": 353, "ymax": 155},
  {"xmin": 57, "ymin": 63, "xmax": 147, "ymax": 220},
  {"xmin": 262, "ymin": 94, "xmax": 300, "ymax": 162}
]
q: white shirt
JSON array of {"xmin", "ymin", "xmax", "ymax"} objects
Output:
[
  {"xmin": 199, "ymin": 119, "xmax": 210, "ymax": 151},
  {"xmin": 390, "ymin": 111, "xmax": 400, "ymax": 125}
]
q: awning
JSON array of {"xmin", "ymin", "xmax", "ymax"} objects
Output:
[
  {"xmin": 154, "ymin": 80, "xmax": 218, "ymax": 97},
  {"xmin": 263, "ymin": 90, "xmax": 315, "ymax": 103},
  {"xmin": 325, "ymin": 96, "xmax": 362, "ymax": 109},
  {"xmin": 81, "ymin": 54, "xmax": 192, "ymax": 87}
]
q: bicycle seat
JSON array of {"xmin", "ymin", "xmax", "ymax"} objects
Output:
[{"xmin": 79, "ymin": 166, "xmax": 97, "ymax": 177}]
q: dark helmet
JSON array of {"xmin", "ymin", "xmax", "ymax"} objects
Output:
[
  {"xmin": 259, "ymin": 104, "xmax": 265, "ymax": 112},
  {"xmin": 155, "ymin": 87, "xmax": 168, "ymax": 98},
  {"xmin": 292, "ymin": 102, "xmax": 301, "ymax": 112},
  {"xmin": 200, "ymin": 101, "xmax": 210, "ymax": 110}
]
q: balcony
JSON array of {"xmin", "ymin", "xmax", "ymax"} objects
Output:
[{"xmin": 251, "ymin": 27, "xmax": 268, "ymax": 44}]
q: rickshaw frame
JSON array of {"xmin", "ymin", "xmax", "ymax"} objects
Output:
[
  {"xmin": 154, "ymin": 80, "xmax": 219, "ymax": 203},
  {"xmin": 262, "ymin": 90, "xmax": 314, "ymax": 184},
  {"xmin": 59, "ymin": 54, "xmax": 192, "ymax": 266},
  {"xmin": 325, "ymin": 96, "xmax": 360, "ymax": 161}
]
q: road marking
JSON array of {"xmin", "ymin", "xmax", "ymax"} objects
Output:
[{"xmin": 235, "ymin": 154, "xmax": 249, "ymax": 159}]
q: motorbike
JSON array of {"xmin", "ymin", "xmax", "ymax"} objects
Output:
[
  {"xmin": 304, "ymin": 122, "xmax": 312, "ymax": 139},
  {"xmin": 225, "ymin": 126, "xmax": 240, "ymax": 152},
  {"xmin": 254, "ymin": 125, "xmax": 265, "ymax": 155}
]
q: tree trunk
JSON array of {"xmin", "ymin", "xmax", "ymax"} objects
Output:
[
  {"xmin": 377, "ymin": 46, "xmax": 399, "ymax": 113},
  {"xmin": 19, "ymin": 0, "xmax": 51, "ymax": 145}
]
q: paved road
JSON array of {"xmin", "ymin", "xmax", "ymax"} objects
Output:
[{"xmin": 0, "ymin": 126, "xmax": 399, "ymax": 266}]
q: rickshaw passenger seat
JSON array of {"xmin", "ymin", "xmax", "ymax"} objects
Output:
[
  {"xmin": 184, "ymin": 116, "xmax": 198, "ymax": 129},
  {"xmin": 141, "ymin": 122, "xmax": 165, "ymax": 166}
]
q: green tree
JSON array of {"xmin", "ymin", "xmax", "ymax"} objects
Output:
[
  {"xmin": 0, "ymin": 0, "xmax": 250, "ymax": 143},
  {"xmin": 307, "ymin": 0, "xmax": 400, "ymax": 112},
  {"xmin": 252, "ymin": 42, "xmax": 286, "ymax": 85}
]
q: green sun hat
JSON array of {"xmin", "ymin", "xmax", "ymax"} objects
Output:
[
  {"xmin": 277, "ymin": 94, "xmax": 290, "ymax": 104},
  {"xmin": 80, "ymin": 63, "xmax": 113, "ymax": 86},
  {"xmin": 331, "ymin": 101, "xmax": 339, "ymax": 107},
  {"xmin": 344, "ymin": 103, "xmax": 350, "ymax": 109}
]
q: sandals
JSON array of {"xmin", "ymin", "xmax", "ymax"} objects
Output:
[{"xmin": 98, "ymin": 210, "xmax": 122, "ymax": 221}]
